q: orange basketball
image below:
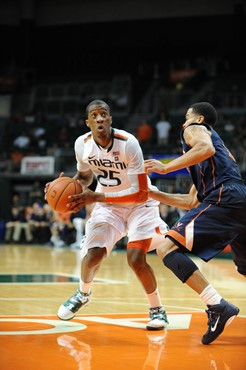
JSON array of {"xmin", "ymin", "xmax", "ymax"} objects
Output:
[{"xmin": 46, "ymin": 176, "xmax": 82, "ymax": 213}]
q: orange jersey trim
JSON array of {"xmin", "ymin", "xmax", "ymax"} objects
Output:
[
  {"xmin": 166, "ymin": 230, "xmax": 186, "ymax": 246},
  {"xmin": 113, "ymin": 134, "xmax": 128, "ymax": 141},
  {"xmin": 155, "ymin": 226, "xmax": 165, "ymax": 235},
  {"xmin": 84, "ymin": 134, "xmax": 92, "ymax": 143},
  {"xmin": 105, "ymin": 173, "xmax": 148, "ymax": 204},
  {"xmin": 215, "ymin": 184, "xmax": 224, "ymax": 205},
  {"xmin": 127, "ymin": 238, "xmax": 152, "ymax": 253}
]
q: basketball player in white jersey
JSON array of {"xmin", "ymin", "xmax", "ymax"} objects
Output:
[{"xmin": 53, "ymin": 100, "xmax": 169, "ymax": 330}]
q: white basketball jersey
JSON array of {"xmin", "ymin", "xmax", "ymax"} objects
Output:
[{"xmin": 75, "ymin": 128, "xmax": 159, "ymax": 206}]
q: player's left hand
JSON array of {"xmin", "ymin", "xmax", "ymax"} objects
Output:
[
  {"xmin": 144, "ymin": 159, "xmax": 166, "ymax": 174},
  {"xmin": 44, "ymin": 172, "xmax": 65, "ymax": 201}
]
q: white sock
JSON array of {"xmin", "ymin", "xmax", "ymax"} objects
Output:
[
  {"xmin": 80, "ymin": 279, "xmax": 92, "ymax": 294},
  {"xmin": 199, "ymin": 284, "xmax": 222, "ymax": 306},
  {"xmin": 147, "ymin": 288, "xmax": 163, "ymax": 308}
]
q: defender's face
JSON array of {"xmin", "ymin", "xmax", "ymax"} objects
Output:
[
  {"xmin": 183, "ymin": 108, "xmax": 203, "ymax": 129},
  {"xmin": 86, "ymin": 105, "xmax": 112, "ymax": 143}
]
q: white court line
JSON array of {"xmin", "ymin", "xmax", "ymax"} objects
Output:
[
  {"xmin": 1, "ymin": 297, "xmax": 245, "ymax": 301},
  {"xmin": 0, "ymin": 311, "xmax": 245, "ymax": 318},
  {"xmin": 0, "ymin": 298, "xmax": 245, "ymax": 317}
]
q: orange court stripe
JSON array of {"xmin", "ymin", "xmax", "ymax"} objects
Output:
[{"xmin": 1, "ymin": 313, "xmax": 244, "ymax": 370}]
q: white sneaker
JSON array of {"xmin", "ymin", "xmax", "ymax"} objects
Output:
[
  {"xmin": 57, "ymin": 289, "xmax": 92, "ymax": 320},
  {"xmin": 147, "ymin": 306, "xmax": 169, "ymax": 331}
]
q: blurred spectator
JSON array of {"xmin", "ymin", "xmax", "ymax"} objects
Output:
[
  {"xmin": 49, "ymin": 212, "xmax": 75, "ymax": 248},
  {"xmin": 29, "ymin": 181, "xmax": 43, "ymax": 205},
  {"xmin": 31, "ymin": 126, "xmax": 47, "ymax": 149},
  {"xmin": 28, "ymin": 202, "xmax": 51, "ymax": 243},
  {"xmin": 24, "ymin": 111, "xmax": 35, "ymax": 125},
  {"xmin": 0, "ymin": 151, "xmax": 11, "ymax": 173},
  {"xmin": 9, "ymin": 149, "xmax": 24, "ymax": 172},
  {"xmin": 68, "ymin": 114, "xmax": 78, "ymax": 128},
  {"xmin": 57, "ymin": 127, "xmax": 69, "ymax": 147},
  {"xmin": 155, "ymin": 110, "xmax": 171, "ymax": 147},
  {"xmin": 49, "ymin": 211, "xmax": 65, "ymax": 248},
  {"xmin": 159, "ymin": 203, "xmax": 181, "ymax": 228},
  {"xmin": 13, "ymin": 131, "xmax": 31, "ymax": 149},
  {"xmin": 69, "ymin": 208, "xmax": 87, "ymax": 249},
  {"xmin": 11, "ymin": 193, "xmax": 23, "ymax": 208},
  {"xmin": 59, "ymin": 213, "xmax": 76, "ymax": 246},
  {"xmin": 4, "ymin": 207, "xmax": 33, "ymax": 243},
  {"xmin": 224, "ymin": 117, "xmax": 235, "ymax": 134},
  {"xmin": 136, "ymin": 119, "xmax": 153, "ymax": 144}
]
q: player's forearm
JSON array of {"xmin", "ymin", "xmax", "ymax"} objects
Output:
[
  {"xmin": 164, "ymin": 143, "xmax": 215, "ymax": 174},
  {"xmin": 104, "ymin": 173, "xmax": 148, "ymax": 204},
  {"xmin": 149, "ymin": 190, "xmax": 194, "ymax": 210},
  {"xmin": 105, "ymin": 190, "xmax": 148, "ymax": 204},
  {"xmin": 89, "ymin": 191, "xmax": 148, "ymax": 205},
  {"xmin": 73, "ymin": 171, "xmax": 93, "ymax": 189}
]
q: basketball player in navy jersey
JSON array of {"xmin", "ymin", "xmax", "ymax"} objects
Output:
[{"xmin": 145, "ymin": 102, "xmax": 246, "ymax": 345}]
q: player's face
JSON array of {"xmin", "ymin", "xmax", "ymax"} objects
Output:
[
  {"xmin": 86, "ymin": 105, "xmax": 112, "ymax": 145},
  {"xmin": 183, "ymin": 108, "xmax": 203, "ymax": 129}
]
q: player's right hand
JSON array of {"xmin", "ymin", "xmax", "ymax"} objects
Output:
[
  {"xmin": 144, "ymin": 159, "xmax": 166, "ymax": 174},
  {"xmin": 44, "ymin": 172, "xmax": 65, "ymax": 200}
]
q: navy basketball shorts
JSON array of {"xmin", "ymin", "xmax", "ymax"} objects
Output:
[{"xmin": 166, "ymin": 201, "xmax": 246, "ymax": 263}]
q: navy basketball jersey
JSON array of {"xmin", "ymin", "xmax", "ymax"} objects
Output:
[{"xmin": 180, "ymin": 123, "xmax": 243, "ymax": 201}]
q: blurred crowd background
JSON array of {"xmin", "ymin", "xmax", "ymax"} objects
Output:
[{"xmin": 0, "ymin": 0, "xmax": 245, "ymax": 249}]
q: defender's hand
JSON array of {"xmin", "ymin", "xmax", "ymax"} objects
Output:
[{"xmin": 144, "ymin": 160, "xmax": 166, "ymax": 175}]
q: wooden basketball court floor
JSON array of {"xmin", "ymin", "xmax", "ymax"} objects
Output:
[{"xmin": 0, "ymin": 244, "xmax": 245, "ymax": 370}]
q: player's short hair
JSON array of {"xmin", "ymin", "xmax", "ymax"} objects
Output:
[
  {"xmin": 86, "ymin": 100, "xmax": 110, "ymax": 116},
  {"xmin": 190, "ymin": 102, "xmax": 217, "ymax": 127}
]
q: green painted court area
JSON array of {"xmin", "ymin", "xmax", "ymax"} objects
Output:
[{"xmin": 0, "ymin": 274, "xmax": 79, "ymax": 283}]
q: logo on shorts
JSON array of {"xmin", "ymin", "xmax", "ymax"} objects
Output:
[{"xmin": 173, "ymin": 222, "xmax": 183, "ymax": 231}]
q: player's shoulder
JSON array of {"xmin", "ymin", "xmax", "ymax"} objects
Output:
[
  {"xmin": 185, "ymin": 123, "xmax": 211, "ymax": 133},
  {"xmin": 75, "ymin": 132, "xmax": 93, "ymax": 146},
  {"xmin": 113, "ymin": 128, "xmax": 137, "ymax": 143}
]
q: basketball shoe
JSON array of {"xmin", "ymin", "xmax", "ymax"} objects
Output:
[
  {"xmin": 147, "ymin": 306, "xmax": 169, "ymax": 330},
  {"xmin": 57, "ymin": 289, "xmax": 92, "ymax": 320},
  {"xmin": 202, "ymin": 298, "xmax": 239, "ymax": 345}
]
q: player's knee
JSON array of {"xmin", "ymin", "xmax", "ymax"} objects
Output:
[
  {"xmin": 127, "ymin": 248, "xmax": 145, "ymax": 272},
  {"xmin": 163, "ymin": 250, "xmax": 198, "ymax": 283},
  {"xmin": 86, "ymin": 247, "xmax": 106, "ymax": 266},
  {"xmin": 156, "ymin": 236, "xmax": 177, "ymax": 259}
]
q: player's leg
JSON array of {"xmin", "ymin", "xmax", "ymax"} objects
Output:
[
  {"xmin": 81, "ymin": 246, "xmax": 106, "ymax": 283},
  {"xmin": 57, "ymin": 244, "xmax": 107, "ymax": 321},
  {"xmin": 157, "ymin": 203, "xmax": 240, "ymax": 344},
  {"xmin": 230, "ymin": 230, "xmax": 246, "ymax": 278},
  {"xmin": 127, "ymin": 239, "xmax": 157, "ymax": 294},
  {"xmin": 127, "ymin": 239, "xmax": 168, "ymax": 331},
  {"xmin": 127, "ymin": 205, "xmax": 169, "ymax": 330},
  {"xmin": 58, "ymin": 206, "xmax": 125, "ymax": 320}
]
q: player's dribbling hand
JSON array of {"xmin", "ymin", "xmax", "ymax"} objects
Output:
[
  {"xmin": 44, "ymin": 172, "xmax": 65, "ymax": 200},
  {"xmin": 144, "ymin": 160, "xmax": 166, "ymax": 174}
]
